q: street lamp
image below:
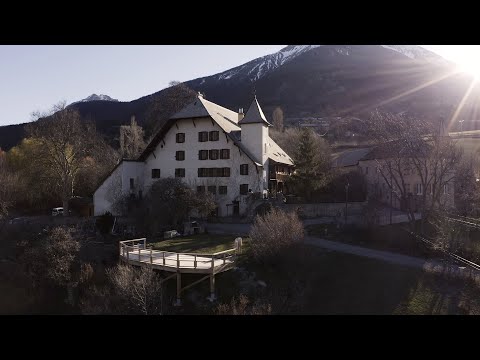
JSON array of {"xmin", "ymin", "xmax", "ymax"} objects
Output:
[{"xmin": 459, "ymin": 119, "xmax": 465, "ymax": 134}]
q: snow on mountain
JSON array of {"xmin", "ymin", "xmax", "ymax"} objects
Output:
[
  {"xmin": 204, "ymin": 45, "xmax": 450, "ymax": 85},
  {"xmin": 381, "ymin": 45, "xmax": 451, "ymax": 66},
  {"xmin": 216, "ymin": 45, "xmax": 323, "ymax": 82},
  {"xmin": 77, "ymin": 94, "xmax": 119, "ymax": 103}
]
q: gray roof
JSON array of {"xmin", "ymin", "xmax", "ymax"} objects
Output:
[
  {"xmin": 140, "ymin": 95, "xmax": 292, "ymax": 167},
  {"xmin": 238, "ymin": 97, "xmax": 272, "ymax": 126},
  {"xmin": 267, "ymin": 138, "xmax": 294, "ymax": 165},
  {"xmin": 332, "ymin": 148, "xmax": 372, "ymax": 168},
  {"xmin": 170, "ymin": 98, "xmax": 211, "ymax": 120}
]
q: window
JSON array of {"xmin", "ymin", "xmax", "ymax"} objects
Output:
[
  {"xmin": 175, "ymin": 151, "xmax": 185, "ymax": 161},
  {"xmin": 365, "ymin": 167, "xmax": 369, "ymax": 175},
  {"xmin": 222, "ymin": 167, "xmax": 230, "ymax": 177},
  {"xmin": 415, "ymin": 183, "xmax": 423, "ymax": 195},
  {"xmin": 219, "ymin": 186, "xmax": 227, "ymax": 195},
  {"xmin": 198, "ymin": 131, "xmax": 208, "ymax": 142},
  {"xmin": 198, "ymin": 167, "xmax": 230, "ymax": 177},
  {"xmin": 130, "ymin": 178, "xmax": 134, "ymax": 189},
  {"xmin": 197, "ymin": 186, "xmax": 205, "ymax": 193},
  {"xmin": 175, "ymin": 168, "xmax": 185, "ymax": 178},
  {"xmin": 220, "ymin": 149, "xmax": 230, "ymax": 159},
  {"xmin": 240, "ymin": 164, "xmax": 249, "ymax": 175},
  {"xmin": 208, "ymin": 186, "xmax": 216, "ymax": 194},
  {"xmin": 240, "ymin": 184, "xmax": 249, "ymax": 195},
  {"xmin": 209, "ymin": 131, "xmax": 219, "ymax": 141},
  {"xmin": 209, "ymin": 149, "xmax": 219, "ymax": 160},
  {"xmin": 176, "ymin": 133, "xmax": 185, "ymax": 143},
  {"xmin": 151, "ymin": 169, "xmax": 160, "ymax": 179},
  {"xmin": 198, "ymin": 168, "xmax": 207, "ymax": 177},
  {"xmin": 199, "ymin": 150, "xmax": 208, "ymax": 160}
]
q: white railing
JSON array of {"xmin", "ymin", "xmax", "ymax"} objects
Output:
[{"xmin": 119, "ymin": 238, "xmax": 240, "ymax": 272}]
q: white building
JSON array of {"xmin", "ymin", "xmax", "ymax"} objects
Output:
[{"xmin": 93, "ymin": 94, "xmax": 294, "ymax": 217}]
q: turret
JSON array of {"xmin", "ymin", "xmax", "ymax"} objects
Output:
[{"xmin": 238, "ymin": 97, "xmax": 272, "ymax": 192}]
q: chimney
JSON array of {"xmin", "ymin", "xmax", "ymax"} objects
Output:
[{"xmin": 238, "ymin": 108, "xmax": 244, "ymax": 122}]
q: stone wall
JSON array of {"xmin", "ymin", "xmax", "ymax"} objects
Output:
[{"xmin": 282, "ymin": 202, "xmax": 366, "ymax": 218}]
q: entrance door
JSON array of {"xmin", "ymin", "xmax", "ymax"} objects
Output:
[{"xmin": 233, "ymin": 201, "xmax": 240, "ymax": 216}]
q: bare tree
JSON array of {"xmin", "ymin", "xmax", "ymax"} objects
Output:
[
  {"xmin": 145, "ymin": 81, "xmax": 197, "ymax": 138},
  {"xmin": 272, "ymin": 107, "xmax": 284, "ymax": 132},
  {"xmin": 365, "ymin": 110, "xmax": 463, "ymax": 232},
  {"xmin": 216, "ymin": 294, "xmax": 271, "ymax": 315},
  {"xmin": 119, "ymin": 116, "xmax": 145, "ymax": 160},
  {"xmin": 0, "ymin": 149, "xmax": 18, "ymax": 220},
  {"xmin": 140, "ymin": 178, "xmax": 216, "ymax": 234},
  {"xmin": 454, "ymin": 158, "xmax": 480, "ymax": 217},
  {"xmin": 107, "ymin": 264, "xmax": 164, "ymax": 315},
  {"xmin": 27, "ymin": 102, "xmax": 101, "ymax": 216},
  {"xmin": 249, "ymin": 208, "xmax": 304, "ymax": 263},
  {"xmin": 22, "ymin": 227, "xmax": 81, "ymax": 305}
]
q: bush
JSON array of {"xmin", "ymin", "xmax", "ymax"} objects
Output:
[
  {"xmin": 215, "ymin": 294, "xmax": 271, "ymax": 315},
  {"xmin": 96, "ymin": 212, "xmax": 114, "ymax": 235},
  {"xmin": 249, "ymin": 208, "xmax": 304, "ymax": 263}
]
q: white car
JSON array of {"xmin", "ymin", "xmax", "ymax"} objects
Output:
[{"xmin": 52, "ymin": 207, "xmax": 64, "ymax": 216}]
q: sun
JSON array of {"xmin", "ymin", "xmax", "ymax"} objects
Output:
[{"xmin": 458, "ymin": 62, "xmax": 480, "ymax": 81}]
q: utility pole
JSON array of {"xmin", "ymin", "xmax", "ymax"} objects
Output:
[{"xmin": 345, "ymin": 180, "xmax": 350, "ymax": 225}]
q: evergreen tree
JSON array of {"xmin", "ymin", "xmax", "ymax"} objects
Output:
[{"xmin": 290, "ymin": 128, "xmax": 330, "ymax": 200}]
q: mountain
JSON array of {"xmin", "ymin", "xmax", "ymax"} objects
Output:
[
  {"xmin": 72, "ymin": 94, "xmax": 119, "ymax": 104},
  {"xmin": 1, "ymin": 45, "xmax": 477, "ymax": 151}
]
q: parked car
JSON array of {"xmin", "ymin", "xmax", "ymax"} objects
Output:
[{"xmin": 52, "ymin": 207, "xmax": 64, "ymax": 216}]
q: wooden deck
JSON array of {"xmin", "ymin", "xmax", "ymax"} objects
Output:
[
  {"xmin": 119, "ymin": 238, "xmax": 238, "ymax": 274},
  {"xmin": 119, "ymin": 238, "xmax": 241, "ymax": 305}
]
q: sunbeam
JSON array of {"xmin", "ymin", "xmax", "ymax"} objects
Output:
[{"xmin": 448, "ymin": 76, "xmax": 477, "ymax": 132}]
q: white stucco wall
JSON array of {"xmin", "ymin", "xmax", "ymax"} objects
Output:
[
  {"xmin": 142, "ymin": 117, "xmax": 263, "ymax": 216},
  {"xmin": 93, "ymin": 160, "xmax": 145, "ymax": 216},
  {"xmin": 239, "ymin": 123, "xmax": 269, "ymax": 192}
]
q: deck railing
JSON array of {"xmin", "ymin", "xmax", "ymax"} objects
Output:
[{"xmin": 119, "ymin": 238, "xmax": 239, "ymax": 272}]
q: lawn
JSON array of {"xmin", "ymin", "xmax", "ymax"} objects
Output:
[
  {"xmin": 209, "ymin": 245, "xmax": 480, "ymax": 315},
  {"xmin": 148, "ymin": 233, "xmax": 248, "ymax": 254},
  {"xmin": 145, "ymin": 230, "xmax": 480, "ymax": 315}
]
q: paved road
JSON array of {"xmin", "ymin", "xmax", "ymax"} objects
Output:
[{"xmin": 306, "ymin": 236, "xmax": 480, "ymax": 278}]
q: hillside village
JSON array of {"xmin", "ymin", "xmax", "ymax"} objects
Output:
[{"xmin": 1, "ymin": 45, "xmax": 480, "ymax": 315}]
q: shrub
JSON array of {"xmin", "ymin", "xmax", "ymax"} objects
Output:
[
  {"xmin": 96, "ymin": 212, "xmax": 114, "ymax": 235},
  {"xmin": 215, "ymin": 294, "xmax": 271, "ymax": 315},
  {"xmin": 249, "ymin": 207, "xmax": 304, "ymax": 263}
]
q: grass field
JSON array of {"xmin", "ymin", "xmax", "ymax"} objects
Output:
[
  {"xmin": 169, "ymin": 235, "xmax": 480, "ymax": 314},
  {"xmin": 148, "ymin": 233, "xmax": 245, "ymax": 254}
]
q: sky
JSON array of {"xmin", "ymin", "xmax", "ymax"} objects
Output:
[{"xmin": 1, "ymin": 45, "xmax": 479, "ymax": 127}]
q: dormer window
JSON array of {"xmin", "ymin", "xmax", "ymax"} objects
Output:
[{"xmin": 176, "ymin": 133, "xmax": 185, "ymax": 143}]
